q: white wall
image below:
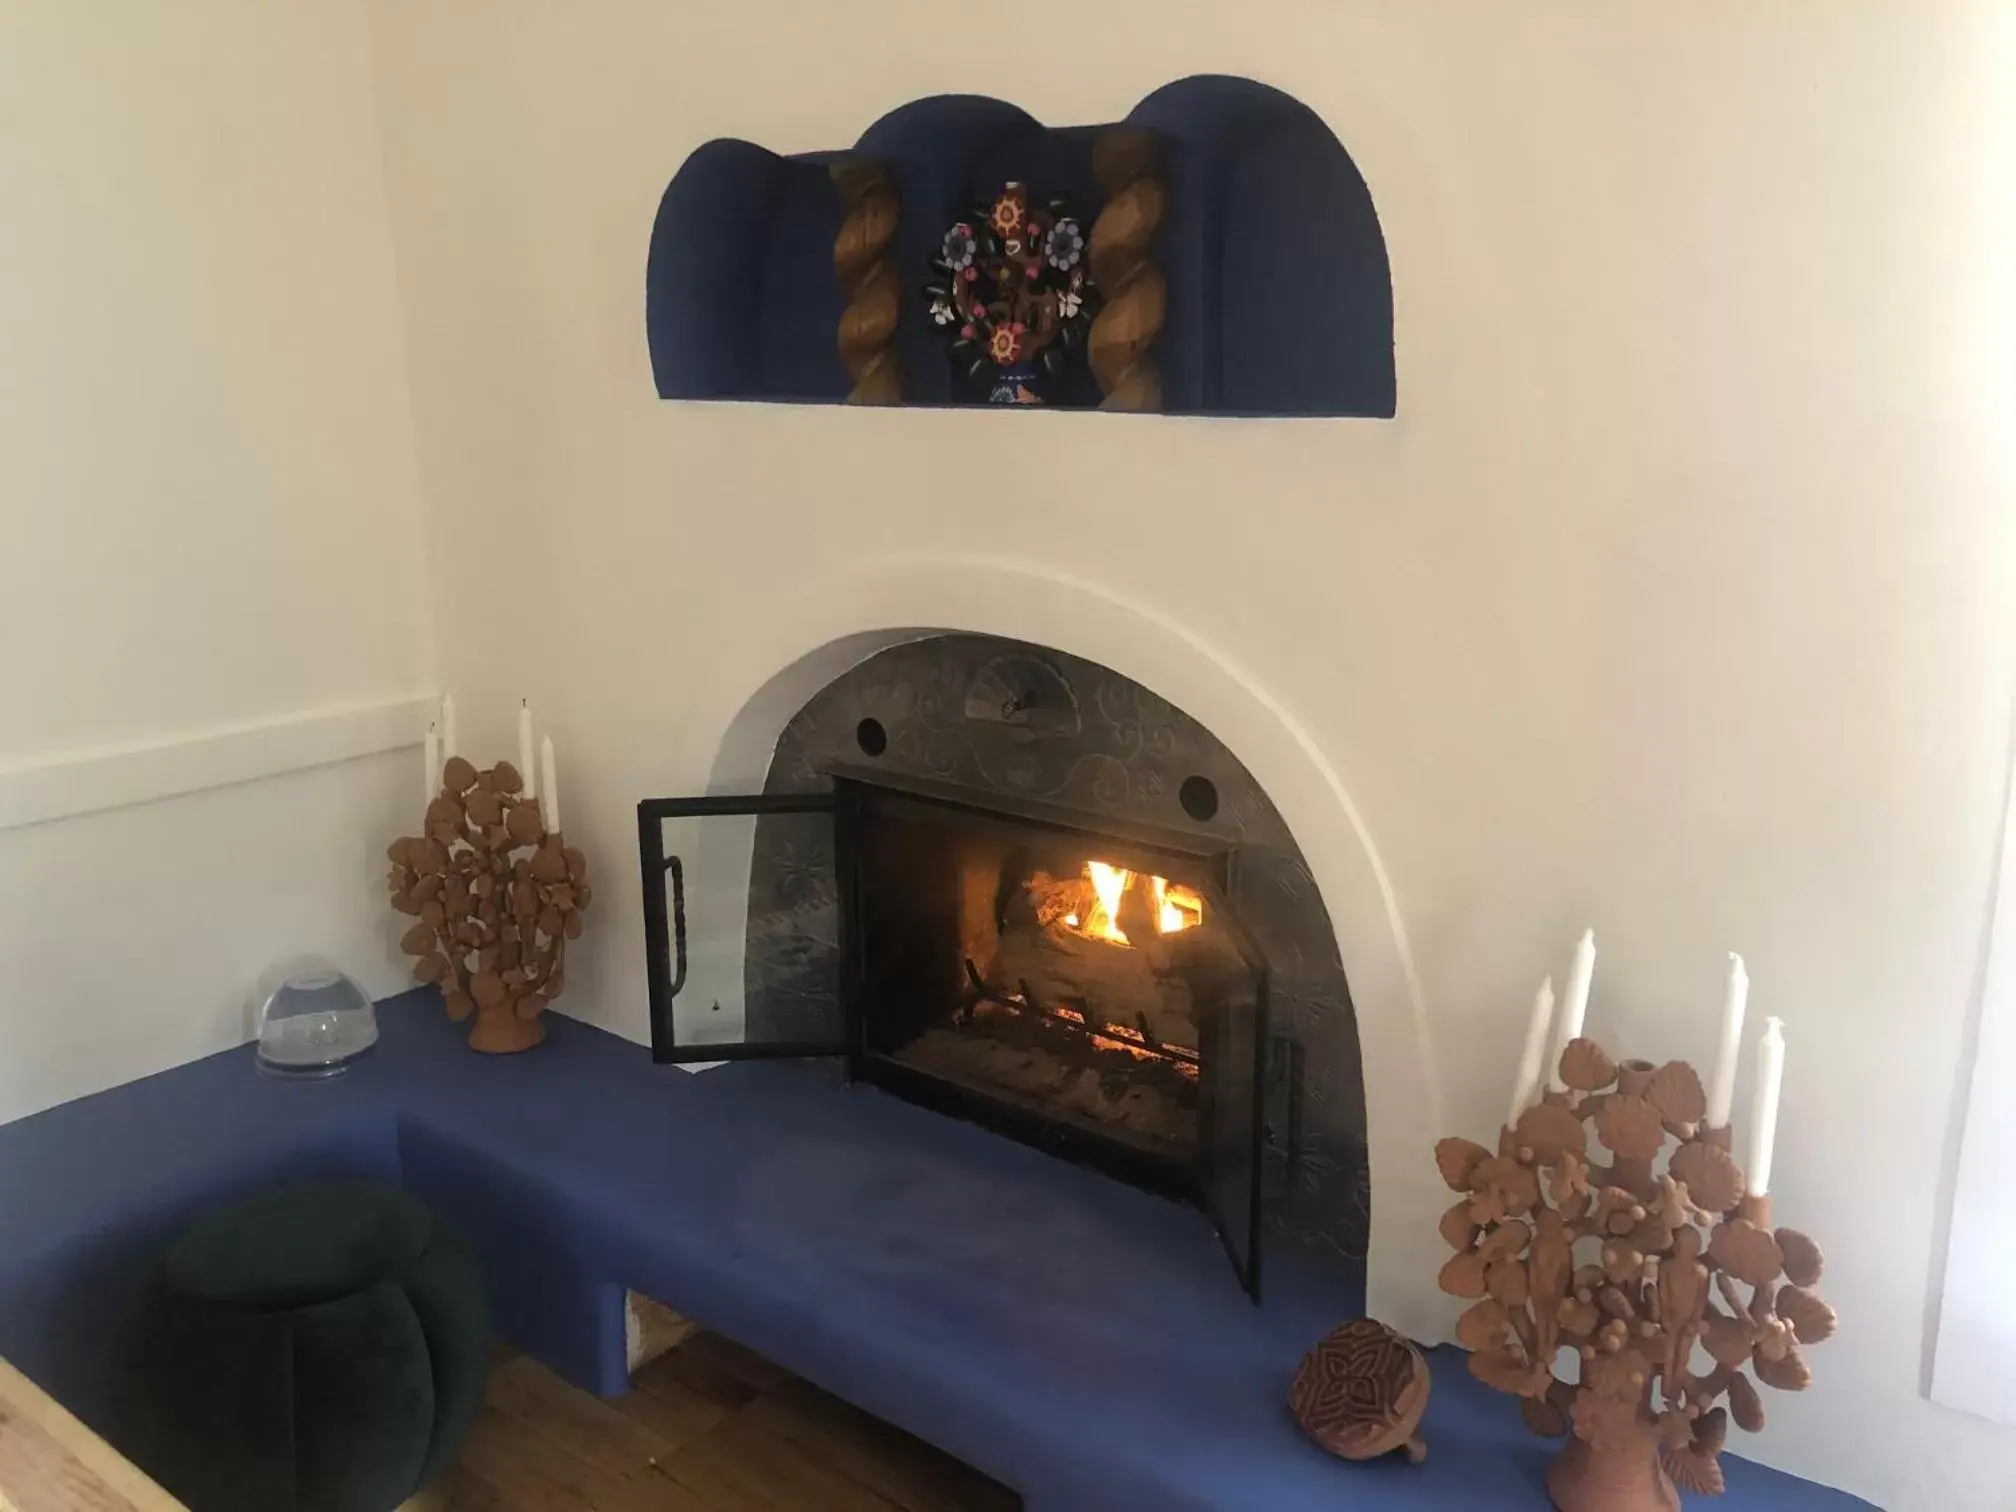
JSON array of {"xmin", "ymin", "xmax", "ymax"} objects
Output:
[
  {"xmin": 0, "ymin": 1, "xmax": 433, "ymax": 1121},
  {"xmin": 364, "ymin": 3, "xmax": 2016, "ymax": 1507},
  {"xmin": 1933, "ymin": 724, "xmax": 2016, "ymax": 1424}
]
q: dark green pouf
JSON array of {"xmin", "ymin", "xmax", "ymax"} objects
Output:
[{"xmin": 117, "ymin": 1181, "xmax": 489, "ymax": 1512}]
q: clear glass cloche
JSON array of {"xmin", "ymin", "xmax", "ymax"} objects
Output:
[{"xmin": 254, "ymin": 960, "xmax": 378, "ymax": 1078}]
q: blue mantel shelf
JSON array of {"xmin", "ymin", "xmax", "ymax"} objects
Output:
[
  {"xmin": 0, "ymin": 995, "xmax": 1871, "ymax": 1511},
  {"xmin": 647, "ymin": 76, "xmax": 1396, "ymax": 419}
]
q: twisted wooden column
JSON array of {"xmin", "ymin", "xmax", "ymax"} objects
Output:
[
  {"xmin": 831, "ymin": 158, "xmax": 904, "ymax": 406},
  {"xmin": 1088, "ymin": 129, "xmax": 1166, "ymax": 412}
]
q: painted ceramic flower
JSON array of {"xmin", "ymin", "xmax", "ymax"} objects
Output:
[
  {"xmin": 941, "ymin": 223, "xmax": 977, "ymax": 270},
  {"xmin": 989, "ymin": 191, "xmax": 1026, "ymax": 237},
  {"xmin": 921, "ymin": 181, "xmax": 1096, "ymax": 404},
  {"xmin": 1045, "ymin": 218, "xmax": 1085, "ymax": 270}
]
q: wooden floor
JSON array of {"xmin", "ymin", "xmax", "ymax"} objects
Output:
[{"xmin": 444, "ymin": 1332, "xmax": 1021, "ymax": 1512}]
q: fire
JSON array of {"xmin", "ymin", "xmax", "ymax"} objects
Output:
[
  {"xmin": 1076, "ymin": 860, "xmax": 1203, "ymax": 945},
  {"xmin": 1151, "ymin": 875, "xmax": 1203, "ymax": 935},
  {"xmin": 1084, "ymin": 861, "xmax": 1130, "ymax": 941}
]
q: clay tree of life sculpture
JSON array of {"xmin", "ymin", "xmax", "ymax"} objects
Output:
[
  {"xmin": 388, "ymin": 756, "xmax": 592, "ymax": 1054},
  {"xmin": 1436, "ymin": 1039, "xmax": 1834, "ymax": 1512}
]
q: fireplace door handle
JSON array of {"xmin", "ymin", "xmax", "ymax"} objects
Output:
[{"xmin": 663, "ymin": 854, "xmax": 688, "ymax": 999}]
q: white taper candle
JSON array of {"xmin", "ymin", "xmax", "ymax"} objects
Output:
[
  {"xmin": 518, "ymin": 701, "xmax": 536, "ymax": 800},
  {"xmin": 1508, "ymin": 977, "xmax": 1556, "ymax": 1129},
  {"xmin": 540, "ymin": 735, "xmax": 559, "ymax": 834},
  {"xmin": 1747, "ymin": 1017, "xmax": 1786, "ymax": 1196},
  {"xmin": 1548, "ymin": 930, "xmax": 1597, "ymax": 1090},
  {"xmin": 1706, "ymin": 953, "xmax": 1749, "ymax": 1128},
  {"xmin": 440, "ymin": 694, "xmax": 457, "ymax": 767},
  {"xmin": 423, "ymin": 723, "xmax": 440, "ymax": 804}
]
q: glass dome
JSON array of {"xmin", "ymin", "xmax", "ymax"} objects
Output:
[{"xmin": 254, "ymin": 960, "xmax": 378, "ymax": 1078}]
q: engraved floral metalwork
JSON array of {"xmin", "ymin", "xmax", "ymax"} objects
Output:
[{"xmin": 750, "ymin": 633, "xmax": 1368, "ymax": 1258}]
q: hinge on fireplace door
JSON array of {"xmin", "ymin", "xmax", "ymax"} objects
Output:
[{"xmin": 1262, "ymin": 1034, "xmax": 1306, "ymax": 1206}]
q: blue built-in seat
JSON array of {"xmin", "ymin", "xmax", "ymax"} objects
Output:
[
  {"xmin": 646, "ymin": 76, "xmax": 1396, "ymax": 417},
  {"xmin": 0, "ymin": 995, "xmax": 1871, "ymax": 1511}
]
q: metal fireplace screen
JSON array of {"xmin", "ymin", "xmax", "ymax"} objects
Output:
[{"xmin": 638, "ymin": 769, "xmax": 1271, "ymax": 1298}]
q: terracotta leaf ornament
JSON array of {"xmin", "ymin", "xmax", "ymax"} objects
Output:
[
  {"xmin": 388, "ymin": 757, "xmax": 593, "ymax": 1053},
  {"xmin": 1436, "ymin": 1041, "xmax": 1835, "ymax": 1512}
]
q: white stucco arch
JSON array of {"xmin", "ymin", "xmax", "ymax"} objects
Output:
[{"xmin": 700, "ymin": 555, "xmax": 1451, "ymax": 1340}]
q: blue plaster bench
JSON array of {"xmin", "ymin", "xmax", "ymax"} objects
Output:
[{"xmin": 0, "ymin": 994, "xmax": 1870, "ymax": 1511}]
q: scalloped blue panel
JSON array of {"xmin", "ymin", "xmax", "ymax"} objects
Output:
[{"xmin": 645, "ymin": 76, "xmax": 1395, "ymax": 417}]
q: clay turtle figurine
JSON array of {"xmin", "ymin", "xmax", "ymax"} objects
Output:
[{"xmin": 1289, "ymin": 1318, "xmax": 1430, "ymax": 1465}]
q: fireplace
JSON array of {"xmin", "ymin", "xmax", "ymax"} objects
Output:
[
  {"xmin": 637, "ymin": 634, "xmax": 1364, "ymax": 1299},
  {"xmin": 853, "ymin": 774, "xmax": 1232, "ymax": 1174},
  {"xmin": 853, "ymin": 772, "xmax": 1273, "ymax": 1292}
]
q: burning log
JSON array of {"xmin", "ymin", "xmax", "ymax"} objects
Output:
[{"xmin": 994, "ymin": 923, "xmax": 1195, "ymax": 1047}]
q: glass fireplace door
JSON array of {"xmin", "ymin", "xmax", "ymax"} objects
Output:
[
  {"xmin": 637, "ymin": 794, "xmax": 849, "ymax": 1062},
  {"xmin": 1199, "ymin": 940, "xmax": 1269, "ymax": 1300}
]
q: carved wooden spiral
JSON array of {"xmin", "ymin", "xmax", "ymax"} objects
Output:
[
  {"xmin": 831, "ymin": 158, "xmax": 904, "ymax": 406},
  {"xmin": 1088, "ymin": 128, "xmax": 1166, "ymax": 413}
]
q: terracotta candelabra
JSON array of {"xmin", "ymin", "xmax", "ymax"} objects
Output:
[
  {"xmin": 1436, "ymin": 1040, "xmax": 1834, "ymax": 1511},
  {"xmin": 387, "ymin": 756, "xmax": 592, "ymax": 1054}
]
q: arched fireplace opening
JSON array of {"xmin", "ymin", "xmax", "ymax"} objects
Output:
[{"xmin": 638, "ymin": 633, "xmax": 1367, "ymax": 1297}]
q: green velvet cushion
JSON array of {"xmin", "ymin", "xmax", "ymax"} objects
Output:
[
  {"xmin": 117, "ymin": 1181, "xmax": 489, "ymax": 1512},
  {"xmin": 164, "ymin": 1181, "xmax": 435, "ymax": 1309}
]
